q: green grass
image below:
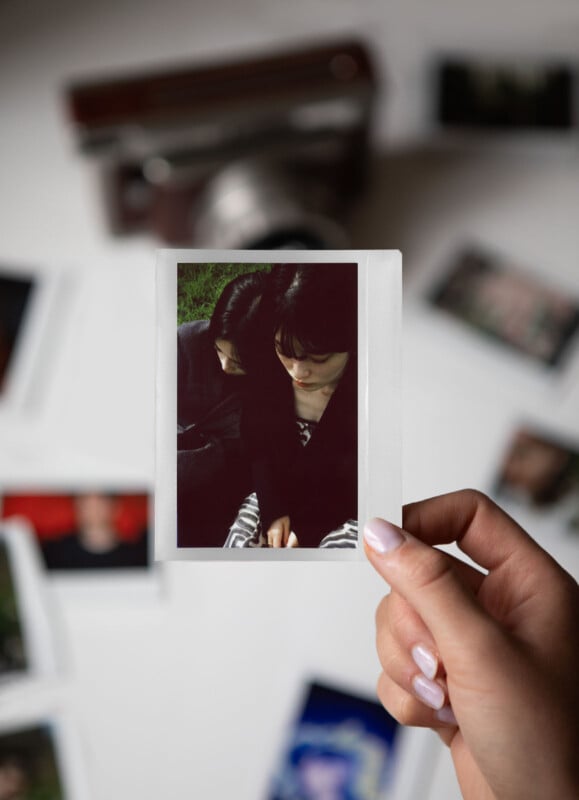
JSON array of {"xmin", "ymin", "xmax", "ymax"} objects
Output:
[{"xmin": 177, "ymin": 263, "xmax": 271, "ymax": 326}]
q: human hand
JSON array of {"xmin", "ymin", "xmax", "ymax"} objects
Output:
[
  {"xmin": 267, "ymin": 516, "xmax": 298, "ymax": 548},
  {"xmin": 364, "ymin": 489, "xmax": 579, "ymax": 800}
]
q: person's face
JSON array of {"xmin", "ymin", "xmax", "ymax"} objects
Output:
[
  {"xmin": 214, "ymin": 339, "xmax": 246, "ymax": 376},
  {"xmin": 75, "ymin": 493, "xmax": 116, "ymax": 528},
  {"xmin": 274, "ymin": 333, "xmax": 349, "ymax": 392}
]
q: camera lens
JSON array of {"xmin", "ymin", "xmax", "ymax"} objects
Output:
[{"xmin": 193, "ymin": 158, "xmax": 347, "ymax": 250}]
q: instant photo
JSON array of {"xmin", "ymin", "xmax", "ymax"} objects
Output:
[
  {"xmin": 0, "ymin": 274, "xmax": 34, "ymax": 397},
  {"xmin": 156, "ymin": 250, "xmax": 402, "ymax": 561},
  {"xmin": 0, "ymin": 712, "xmax": 90, "ymax": 800},
  {"xmin": 437, "ymin": 59, "xmax": 575, "ymax": 130},
  {"xmin": 0, "ymin": 491, "xmax": 150, "ymax": 572},
  {"xmin": 0, "ymin": 723, "xmax": 64, "ymax": 799},
  {"xmin": 429, "ymin": 247, "xmax": 579, "ymax": 368},
  {"xmin": 493, "ymin": 426, "xmax": 579, "ymax": 534},
  {"xmin": 0, "ymin": 539, "xmax": 28, "ymax": 679},
  {"xmin": 267, "ymin": 681, "xmax": 400, "ymax": 800},
  {"xmin": 0, "ymin": 522, "xmax": 59, "ymax": 682},
  {"xmin": 0, "ymin": 265, "xmax": 62, "ymax": 413}
]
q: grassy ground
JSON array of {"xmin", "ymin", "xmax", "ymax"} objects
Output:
[{"xmin": 177, "ymin": 262, "xmax": 271, "ymax": 325}]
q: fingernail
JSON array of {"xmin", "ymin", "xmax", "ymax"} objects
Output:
[
  {"xmin": 364, "ymin": 518, "xmax": 405, "ymax": 554},
  {"xmin": 411, "ymin": 644, "xmax": 438, "ymax": 681},
  {"xmin": 436, "ymin": 705, "xmax": 458, "ymax": 726},
  {"xmin": 412, "ymin": 674, "xmax": 445, "ymax": 710}
]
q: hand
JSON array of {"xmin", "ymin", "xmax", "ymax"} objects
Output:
[
  {"xmin": 267, "ymin": 516, "xmax": 299, "ymax": 548},
  {"xmin": 364, "ymin": 489, "xmax": 579, "ymax": 800}
]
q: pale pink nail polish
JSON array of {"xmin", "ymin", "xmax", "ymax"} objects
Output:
[
  {"xmin": 364, "ymin": 518, "xmax": 404, "ymax": 554},
  {"xmin": 436, "ymin": 705, "xmax": 458, "ymax": 726},
  {"xmin": 411, "ymin": 644, "xmax": 438, "ymax": 680},
  {"xmin": 412, "ymin": 674, "xmax": 445, "ymax": 710}
]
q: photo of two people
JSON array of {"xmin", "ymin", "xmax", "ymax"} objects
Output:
[{"xmin": 177, "ymin": 262, "xmax": 358, "ymax": 550}]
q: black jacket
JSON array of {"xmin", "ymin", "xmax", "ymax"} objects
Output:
[{"xmin": 242, "ymin": 357, "xmax": 357, "ymax": 547}]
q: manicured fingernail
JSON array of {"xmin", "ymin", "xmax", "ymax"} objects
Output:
[
  {"xmin": 411, "ymin": 644, "xmax": 438, "ymax": 680},
  {"xmin": 436, "ymin": 705, "xmax": 458, "ymax": 726},
  {"xmin": 364, "ymin": 518, "xmax": 404, "ymax": 554},
  {"xmin": 412, "ymin": 674, "xmax": 445, "ymax": 710}
]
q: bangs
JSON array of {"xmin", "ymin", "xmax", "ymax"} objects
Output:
[{"xmin": 276, "ymin": 323, "xmax": 350, "ymax": 358}]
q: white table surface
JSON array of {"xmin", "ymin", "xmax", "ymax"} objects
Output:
[{"xmin": 2, "ymin": 2, "xmax": 579, "ymax": 798}]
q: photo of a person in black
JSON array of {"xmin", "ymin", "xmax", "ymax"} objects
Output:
[
  {"xmin": 41, "ymin": 493, "xmax": 147, "ymax": 570},
  {"xmin": 177, "ymin": 271, "xmax": 267, "ymax": 546},
  {"xmin": 225, "ymin": 263, "xmax": 357, "ymax": 549}
]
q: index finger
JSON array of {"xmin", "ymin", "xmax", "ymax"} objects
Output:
[{"xmin": 403, "ymin": 489, "xmax": 551, "ymax": 573}]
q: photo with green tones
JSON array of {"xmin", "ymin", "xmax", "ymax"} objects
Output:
[
  {"xmin": 0, "ymin": 539, "xmax": 27, "ymax": 679},
  {"xmin": 0, "ymin": 724, "xmax": 64, "ymax": 800}
]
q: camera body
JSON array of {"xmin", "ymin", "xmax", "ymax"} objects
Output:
[{"xmin": 66, "ymin": 41, "xmax": 378, "ymax": 248}]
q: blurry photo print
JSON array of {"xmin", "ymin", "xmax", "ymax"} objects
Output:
[
  {"xmin": 0, "ymin": 537, "xmax": 28, "ymax": 680},
  {"xmin": 267, "ymin": 681, "xmax": 400, "ymax": 800},
  {"xmin": 429, "ymin": 247, "xmax": 579, "ymax": 368},
  {"xmin": 157, "ymin": 250, "xmax": 402, "ymax": 560},
  {"xmin": 0, "ymin": 522, "xmax": 59, "ymax": 682},
  {"xmin": 0, "ymin": 723, "xmax": 64, "ymax": 800},
  {"xmin": 0, "ymin": 273, "xmax": 34, "ymax": 398},
  {"xmin": 0, "ymin": 491, "xmax": 150, "ymax": 572},
  {"xmin": 494, "ymin": 426, "xmax": 579, "ymax": 533}
]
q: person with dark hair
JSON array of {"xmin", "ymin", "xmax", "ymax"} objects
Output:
[
  {"xmin": 225, "ymin": 263, "xmax": 358, "ymax": 549},
  {"xmin": 41, "ymin": 493, "xmax": 148, "ymax": 570},
  {"xmin": 177, "ymin": 270, "xmax": 267, "ymax": 547}
]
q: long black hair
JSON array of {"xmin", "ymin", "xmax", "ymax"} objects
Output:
[
  {"xmin": 208, "ymin": 271, "xmax": 267, "ymax": 371},
  {"xmin": 267, "ymin": 263, "xmax": 357, "ymax": 358}
]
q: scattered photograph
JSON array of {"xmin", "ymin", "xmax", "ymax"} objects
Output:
[
  {"xmin": 437, "ymin": 59, "xmax": 574, "ymax": 130},
  {"xmin": 0, "ymin": 274, "xmax": 34, "ymax": 397},
  {"xmin": 493, "ymin": 426, "xmax": 579, "ymax": 533},
  {"xmin": 0, "ymin": 539, "xmax": 28, "ymax": 680},
  {"xmin": 0, "ymin": 491, "xmax": 150, "ymax": 572},
  {"xmin": 429, "ymin": 246, "xmax": 579, "ymax": 368},
  {"xmin": 0, "ymin": 723, "xmax": 64, "ymax": 799},
  {"xmin": 267, "ymin": 680, "xmax": 401, "ymax": 800}
]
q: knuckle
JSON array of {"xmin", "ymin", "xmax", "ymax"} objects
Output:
[{"xmin": 404, "ymin": 545, "xmax": 454, "ymax": 594}]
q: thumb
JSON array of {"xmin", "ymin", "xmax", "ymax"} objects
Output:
[{"xmin": 364, "ymin": 517, "xmax": 497, "ymax": 660}]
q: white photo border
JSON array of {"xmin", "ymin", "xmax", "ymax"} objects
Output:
[{"xmin": 155, "ymin": 250, "xmax": 402, "ymax": 561}]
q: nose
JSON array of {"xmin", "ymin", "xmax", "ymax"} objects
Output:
[{"xmin": 292, "ymin": 360, "xmax": 311, "ymax": 379}]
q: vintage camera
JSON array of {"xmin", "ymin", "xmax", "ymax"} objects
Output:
[{"xmin": 65, "ymin": 40, "xmax": 378, "ymax": 249}]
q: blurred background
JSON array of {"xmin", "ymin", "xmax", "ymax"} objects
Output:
[{"xmin": 1, "ymin": 0, "xmax": 579, "ymax": 797}]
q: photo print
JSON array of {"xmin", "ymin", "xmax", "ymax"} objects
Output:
[
  {"xmin": 0, "ymin": 723, "xmax": 64, "ymax": 800},
  {"xmin": 493, "ymin": 426, "xmax": 579, "ymax": 534},
  {"xmin": 267, "ymin": 680, "xmax": 401, "ymax": 800},
  {"xmin": 0, "ymin": 273, "xmax": 34, "ymax": 398},
  {"xmin": 429, "ymin": 246, "xmax": 579, "ymax": 369},
  {"xmin": 156, "ymin": 250, "xmax": 402, "ymax": 561},
  {"xmin": 0, "ymin": 538, "xmax": 28, "ymax": 680},
  {"xmin": 0, "ymin": 522, "xmax": 59, "ymax": 684},
  {"xmin": 0, "ymin": 491, "xmax": 150, "ymax": 572}
]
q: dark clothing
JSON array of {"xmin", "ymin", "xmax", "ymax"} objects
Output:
[
  {"xmin": 177, "ymin": 321, "xmax": 252, "ymax": 546},
  {"xmin": 242, "ymin": 358, "xmax": 357, "ymax": 548},
  {"xmin": 41, "ymin": 531, "xmax": 148, "ymax": 570}
]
